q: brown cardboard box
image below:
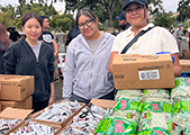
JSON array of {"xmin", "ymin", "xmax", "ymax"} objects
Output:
[
  {"xmin": 0, "ymin": 75, "xmax": 34, "ymax": 101},
  {"xmin": 182, "ymin": 50, "xmax": 190, "ymax": 58},
  {"xmin": 10, "ymin": 120, "xmax": 62, "ymax": 135},
  {"xmin": 112, "ymin": 54, "xmax": 175, "ymax": 89},
  {"xmin": 180, "ymin": 60, "xmax": 190, "ymax": 71},
  {"xmin": 0, "ymin": 96, "xmax": 32, "ymax": 111},
  {"xmin": 0, "ymin": 107, "xmax": 33, "ymax": 135},
  {"xmin": 32, "ymin": 100, "xmax": 86, "ymax": 127},
  {"xmin": 56, "ymin": 99, "xmax": 116, "ymax": 135}
]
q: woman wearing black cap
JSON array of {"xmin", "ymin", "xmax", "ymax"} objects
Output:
[{"xmin": 109, "ymin": 0, "xmax": 181, "ymax": 77}]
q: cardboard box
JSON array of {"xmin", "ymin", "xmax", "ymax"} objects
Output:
[
  {"xmin": 32, "ymin": 100, "xmax": 86, "ymax": 127},
  {"xmin": 9, "ymin": 120, "xmax": 62, "ymax": 135},
  {"xmin": 112, "ymin": 54, "xmax": 175, "ymax": 89},
  {"xmin": 180, "ymin": 60, "xmax": 190, "ymax": 71},
  {"xmin": 182, "ymin": 50, "xmax": 190, "ymax": 58},
  {"xmin": 0, "ymin": 96, "xmax": 32, "ymax": 111},
  {"xmin": 0, "ymin": 104, "xmax": 1, "ymax": 112},
  {"xmin": 0, "ymin": 75, "xmax": 34, "ymax": 101},
  {"xmin": 0, "ymin": 107, "xmax": 33, "ymax": 135},
  {"xmin": 56, "ymin": 99, "xmax": 116, "ymax": 135}
]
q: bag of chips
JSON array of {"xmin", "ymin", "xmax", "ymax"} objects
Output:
[
  {"xmin": 171, "ymin": 78, "xmax": 190, "ymax": 99},
  {"xmin": 143, "ymin": 89, "xmax": 170, "ymax": 99},
  {"xmin": 137, "ymin": 98, "xmax": 181, "ymax": 135},
  {"xmin": 172, "ymin": 98, "xmax": 190, "ymax": 130},
  {"xmin": 115, "ymin": 90, "xmax": 144, "ymax": 100},
  {"xmin": 94, "ymin": 116, "xmax": 137, "ymax": 135}
]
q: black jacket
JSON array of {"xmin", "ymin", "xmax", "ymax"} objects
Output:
[
  {"xmin": 3, "ymin": 39, "xmax": 55, "ymax": 102},
  {"xmin": 65, "ymin": 27, "xmax": 81, "ymax": 46}
]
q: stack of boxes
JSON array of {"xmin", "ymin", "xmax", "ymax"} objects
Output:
[{"xmin": 0, "ymin": 75, "xmax": 34, "ymax": 111}]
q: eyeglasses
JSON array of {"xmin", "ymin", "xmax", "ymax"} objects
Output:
[
  {"xmin": 78, "ymin": 19, "xmax": 93, "ymax": 29},
  {"xmin": 125, "ymin": 6, "xmax": 144, "ymax": 14}
]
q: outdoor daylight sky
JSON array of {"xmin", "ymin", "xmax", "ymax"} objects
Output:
[{"xmin": 0, "ymin": 0, "xmax": 180, "ymax": 13}]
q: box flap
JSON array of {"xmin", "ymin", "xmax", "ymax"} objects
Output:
[
  {"xmin": 180, "ymin": 60, "xmax": 190, "ymax": 65},
  {"xmin": 90, "ymin": 98, "xmax": 116, "ymax": 109},
  {"xmin": 113, "ymin": 54, "xmax": 172, "ymax": 64},
  {"xmin": 0, "ymin": 107, "xmax": 33, "ymax": 120}
]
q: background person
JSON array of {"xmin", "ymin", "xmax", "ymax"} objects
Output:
[
  {"xmin": 62, "ymin": 8, "xmax": 115, "ymax": 104},
  {"xmin": 0, "ymin": 23, "xmax": 11, "ymax": 74},
  {"xmin": 173, "ymin": 24, "xmax": 183, "ymax": 56},
  {"xmin": 4, "ymin": 13, "xmax": 55, "ymax": 112},
  {"xmin": 109, "ymin": 0, "xmax": 181, "ymax": 77},
  {"xmin": 39, "ymin": 16, "xmax": 58, "ymax": 59},
  {"xmin": 65, "ymin": 26, "xmax": 81, "ymax": 46},
  {"xmin": 116, "ymin": 12, "xmax": 131, "ymax": 31},
  {"xmin": 7, "ymin": 26, "xmax": 20, "ymax": 42}
]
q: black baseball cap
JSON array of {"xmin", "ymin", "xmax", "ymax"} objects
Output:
[{"xmin": 123, "ymin": 0, "xmax": 147, "ymax": 10}]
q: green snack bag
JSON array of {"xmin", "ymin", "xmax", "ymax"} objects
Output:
[
  {"xmin": 172, "ymin": 98, "xmax": 190, "ymax": 130},
  {"xmin": 114, "ymin": 97, "xmax": 144, "ymax": 113},
  {"xmin": 115, "ymin": 90, "xmax": 144, "ymax": 100},
  {"xmin": 171, "ymin": 78, "xmax": 190, "ymax": 98},
  {"xmin": 143, "ymin": 89, "xmax": 170, "ymax": 99},
  {"xmin": 94, "ymin": 116, "xmax": 137, "ymax": 135}
]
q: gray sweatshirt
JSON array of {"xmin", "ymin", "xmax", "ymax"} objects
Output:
[{"xmin": 62, "ymin": 33, "xmax": 115, "ymax": 100}]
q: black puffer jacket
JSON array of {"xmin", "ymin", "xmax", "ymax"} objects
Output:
[{"xmin": 3, "ymin": 39, "xmax": 55, "ymax": 102}]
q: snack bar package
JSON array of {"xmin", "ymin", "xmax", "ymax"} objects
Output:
[
  {"xmin": 171, "ymin": 78, "xmax": 190, "ymax": 99},
  {"xmin": 94, "ymin": 116, "xmax": 137, "ymax": 135},
  {"xmin": 0, "ymin": 119, "xmax": 20, "ymax": 135},
  {"xmin": 115, "ymin": 90, "xmax": 144, "ymax": 100},
  {"xmin": 137, "ymin": 98, "xmax": 181, "ymax": 135},
  {"xmin": 172, "ymin": 98, "xmax": 190, "ymax": 130},
  {"xmin": 142, "ymin": 89, "xmax": 170, "ymax": 99}
]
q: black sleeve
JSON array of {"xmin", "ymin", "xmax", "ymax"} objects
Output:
[
  {"xmin": 48, "ymin": 47, "xmax": 55, "ymax": 82},
  {"xmin": 3, "ymin": 43, "xmax": 19, "ymax": 74},
  {"xmin": 49, "ymin": 32, "xmax": 54, "ymax": 40},
  {"xmin": 38, "ymin": 34, "xmax": 43, "ymax": 41},
  {"xmin": 65, "ymin": 30, "xmax": 72, "ymax": 46},
  {"xmin": 16, "ymin": 31, "xmax": 20, "ymax": 38}
]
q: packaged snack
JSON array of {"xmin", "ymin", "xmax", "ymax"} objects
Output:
[
  {"xmin": 94, "ymin": 116, "xmax": 137, "ymax": 135},
  {"xmin": 137, "ymin": 98, "xmax": 181, "ymax": 135},
  {"xmin": 171, "ymin": 78, "xmax": 190, "ymax": 99},
  {"xmin": 115, "ymin": 90, "xmax": 144, "ymax": 100},
  {"xmin": 143, "ymin": 89, "xmax": 170, "ymax": 99},
  {"xmin": 172, "ymin": 98, "xmax": 190, "ymax": 130}
]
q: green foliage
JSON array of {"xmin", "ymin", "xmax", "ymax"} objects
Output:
[
  {"xmin": 0, "ymin": 10, "xmax": 15, "ymax": 28},
  {"xmin": 154, "ymin": 12, "xmax": 174, "ymax": 28},
  {"xmin": 177, "ymin": 0, "xmax": 190, "ymax": 22}
]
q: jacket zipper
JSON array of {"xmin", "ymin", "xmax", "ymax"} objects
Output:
[{"xmin": 89, "ymin": 53, "xmax": 95, "ymax": 99}]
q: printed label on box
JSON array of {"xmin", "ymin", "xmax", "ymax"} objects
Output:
[{"xmin": 138, "ymin": 70, "xmax": 160, "ymax": 80}]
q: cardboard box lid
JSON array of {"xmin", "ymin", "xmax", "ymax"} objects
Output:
[
  {"xmin": 180, "ymin": 60, "xmax": 190, "ymax": 65},
  {"xmin": 0, "ymin": 75, "xmax": 33, "ymax": 82},
  {"xmin": 90, "ymin": 98, "xmax": 116, "ymax": 109},
  {"xmin": 113, "ymin": 54, "xmax": 172, "ymax": 64},
  {"xmin": 0, "ymin": 107, "xmax": 33, "ymax": 120}
]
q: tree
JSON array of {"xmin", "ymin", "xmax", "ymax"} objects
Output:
[
  {"xmin": 154, "ymin": 12, "xmax": 174, "ymax": 28},
  {"xmin": 177, "ymin": 0, "xmax": 190, "ymax": 22},
  {"xmin": 0, "ymin": 10, "xmax": 15, "ymax": 28}
]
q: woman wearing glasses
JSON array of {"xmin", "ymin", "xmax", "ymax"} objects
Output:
[{"xmin": 62, "ymin": 8, "xmax": 115, "ymax": 104}]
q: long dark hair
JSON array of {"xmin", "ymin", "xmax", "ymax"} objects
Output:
[
  {"xmin": 0, "ymin": 23, "xmax": 10, "ymax": 51},
  {"xmin": 76, "ymin": 8, "xmax": 97, "ymax": 26},
  {"xmin": 22, "ymin": 13, "xmax": 43, "ymax": 27}
]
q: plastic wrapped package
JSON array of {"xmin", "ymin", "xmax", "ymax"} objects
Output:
[
  {"xmin": 94, "ymin": 116, "xmax": 137, "ymax": 135},
  {"xmin": 142, "ymin": 89, "xmax": 170, "ymax": 99},
  {"xmin": 172, "ymin": 98, "xmax": 190, "ymax": 130},
  {"xmin": 171, "ymin": 78, "xmax": 190, "ymax": 99},
  {"xmin": 137, "ymin": 98, "xmax": 181, "ymax": 135},
  {"xmin": 115, "ymin": 90, "xmax": 144, "ymax": 100},
  {"xmin": 113, "ymin": 96, "xmax": 143, "ymax": 125},
  {"xmin": 183, "ymin": 124, "xmax": 190, "ymax": 135},
  {"xmin": 0, "ymin": 119, "xmax": 20, "ymax": 135}
]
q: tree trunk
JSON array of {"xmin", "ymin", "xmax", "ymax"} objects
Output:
[{"xmin": 107, "ymin": 7, "xmax": 113, "ymax": 27}]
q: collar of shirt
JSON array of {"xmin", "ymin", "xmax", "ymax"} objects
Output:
[{"xmin": 125, "ymin": 23, "xmax": 155, "ymax": 37}]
